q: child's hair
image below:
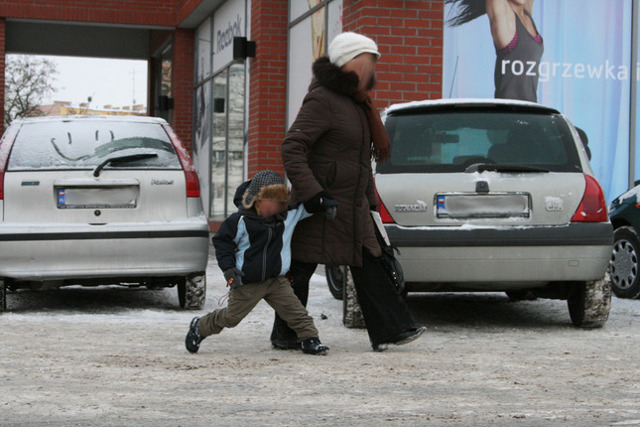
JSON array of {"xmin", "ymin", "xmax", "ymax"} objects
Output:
[{"xmin": 242, "ymin": 170, "xmax": 290, "ymax": 209}]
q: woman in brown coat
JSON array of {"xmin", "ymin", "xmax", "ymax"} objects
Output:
[{"xmin": 270, "ymin": 32, "xmax": 425, "ymax": 352}]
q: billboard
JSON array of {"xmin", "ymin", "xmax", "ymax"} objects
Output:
[{"xmin": 444, "ymin": 0, "xmax": 636, "ymax": 201}]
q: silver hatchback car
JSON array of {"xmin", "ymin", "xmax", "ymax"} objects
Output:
[
  {"xmin": 0, "ymin": 116, "xmax": 209, "ymax": 311},
  {"xmin": 374, "ymin": 99, "xmax": 613, "ymax": 328}
]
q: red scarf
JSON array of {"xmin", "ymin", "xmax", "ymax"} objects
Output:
[{"xmin": 355, "ymin": 91, "xmax": 391, "ymax": 162}]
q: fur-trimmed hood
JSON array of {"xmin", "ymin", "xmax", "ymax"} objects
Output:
[
  {"xmin": 310, "ymin": 56, "xmax": 390, "ymax": 163},
  {"xmin": 242, "ymin": 183, "xmax": 290, "ymax": 209},
  {"xmin": 311, "ymin": 56, "xmax": 361, "ymax": 99}
]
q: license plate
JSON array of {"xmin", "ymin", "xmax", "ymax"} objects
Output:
[
  {"xmin": 57, "ymin": 186, "xmax": 138, "ymax": 209},
  {"xmin": 436, "ymin": 193, "xmax": 530, "ymax": 218}
]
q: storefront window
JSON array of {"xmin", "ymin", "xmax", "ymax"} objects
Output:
[
  {"xmin": 193, "ymin": 0, "xmax": 247, "ymax": 220},
  {"xmin": 193, "ymin": 17, "xmax": 212, "ymax": 217}
]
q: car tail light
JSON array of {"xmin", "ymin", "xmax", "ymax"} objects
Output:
[
  {"xmin": 374, "ymin": 184, "xmax": 395, "ymax": 223},
  {"xmin": 162, "ymin": 124, "xmax": 201, "ymax": 198},
  {"xmin": 0, "ymin": 125, "xmax": 19, "ymax": 200},
  {"xmin": 571, "ymin": 174, "xmax": 608, "ymax": 222}
]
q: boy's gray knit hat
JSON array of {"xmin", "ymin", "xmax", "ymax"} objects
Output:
[{"xmin": 243, "ymin": 170, "xmax": 288, "ymax": 208}]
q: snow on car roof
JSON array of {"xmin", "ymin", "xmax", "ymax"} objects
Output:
[
  {"xmin": 11, "ymin": 115, "xmax": 168, "ymax": 125},
  {"xmin": 383, "ymin": 98, "xmax": 560, "ymax": 116}
]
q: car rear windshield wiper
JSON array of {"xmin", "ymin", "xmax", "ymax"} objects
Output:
[
  {"xmin": 93, "ymin": 152, "xmax": 158, "ymax": 177},
  {"xmin": 465, "ymin": 163, "xmax": 550, "ymax": 174}
]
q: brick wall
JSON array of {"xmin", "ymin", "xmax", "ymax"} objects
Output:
[
  {"xmin": 171, "ymin": 29, "xmax": 194, "ymax": 152},
  {"xmin": 343, "ymin": 0, "xmax": 443, "ymax": 110},
  {"xmin": 0, "ymin": 1, "xmax": 176, "ymax": 27},
  {"xmin": 247, "ymin": 0, "xmax": 288, "ymax": 177},
  {"xmin": 246, "ymin": 0, "xmax": 443, "ymax": 177}
]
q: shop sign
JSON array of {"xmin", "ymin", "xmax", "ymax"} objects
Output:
[{"xmin": 212, "ymin": 0, "xmax": 246, "ymax": 75}]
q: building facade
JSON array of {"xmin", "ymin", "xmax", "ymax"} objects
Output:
[{"xmin": 0, "ymin": 0, "xmax": 443, "ymax": 225}]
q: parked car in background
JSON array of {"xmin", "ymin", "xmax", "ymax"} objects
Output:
[
  {"xmin": 0, "ymin": 116, "xmax": 210, "ymax": 312},
  {"xmin": 339, "ymin": 98, "xmax": 613, "ymax": 328},
  {"xmin": 608, "ymin": 183, "xmax": 640, "ymax": 299}
]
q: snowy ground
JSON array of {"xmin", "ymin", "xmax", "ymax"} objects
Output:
[{"xmin": 2, "ymin": 249, "xmax": 640, "ymax": 426}]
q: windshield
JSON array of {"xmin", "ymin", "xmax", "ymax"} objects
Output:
[
  {"xmin": 7, "ymin": 120, "xmax": 181, "ymax": 170},
  {"xmin": 378, "ymin": 110, "xmax": 582, "ymax": 174}
]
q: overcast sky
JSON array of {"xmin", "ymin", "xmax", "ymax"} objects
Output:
[{"xmin": 26, "ymin": 55, "xmax": 149, "ymax": 110}]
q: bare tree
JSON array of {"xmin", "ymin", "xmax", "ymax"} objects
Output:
[{"xmin": 4, "ymin": 55, "xmax": 58, "ymax": 126}]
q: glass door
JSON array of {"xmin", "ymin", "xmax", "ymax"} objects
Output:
[
  {"xmin": 226, "ymin": 63, "xmax": 246, "ymax": 214},
  {"xmin": 210, "ymin": 63, "xmax": 245, "ymax": 220},
  {"xmin": 210, "ymin": 69, "xmax": 228, "ymax": 219}
]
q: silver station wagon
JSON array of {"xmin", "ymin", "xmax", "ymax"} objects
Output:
[
  {"xmin": 0, "ymin": 116, "xmax": 209, "ymax": 311},
  {"xmin": 374, "ymin": 98, "xmax": 613, "ymax": 328}
]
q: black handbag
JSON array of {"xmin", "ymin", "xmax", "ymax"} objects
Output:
[{"xmin": 371, "ymin": 211, "xmax": 406, "ymax": 295}]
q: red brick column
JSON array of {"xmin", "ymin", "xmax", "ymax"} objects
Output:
[
  {"xmin": 171, "ymin": 28, "xmax": 194, "ymax": 153},
  {"xmin": 247, "ymin": 0, "xmax": 288, "ymax": 177},
  {"xmin": 342, "ymin": 0, "xmax": 443, "ymax": 110},
  {"xmin": 0, "ymin": 18, "xmax": 5, "ymax": 129}
]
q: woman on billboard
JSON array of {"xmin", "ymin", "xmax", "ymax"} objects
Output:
[{"xmin": 446, "ymin": 0, "xmax": 543, "ymax": 102}]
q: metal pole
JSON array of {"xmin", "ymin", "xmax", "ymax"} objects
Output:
[{"xmin": 630, "ymin": 0, "xmax": 638, "ymax": 189}]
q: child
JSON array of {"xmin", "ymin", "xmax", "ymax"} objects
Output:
[{"xmin": 185, "ymin": 170, "xmax": 335, "ymax": 355}]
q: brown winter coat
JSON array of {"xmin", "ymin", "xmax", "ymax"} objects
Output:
[{"xmin": 282, "ymin": 57, "xmax": 381, "ymax": 267}]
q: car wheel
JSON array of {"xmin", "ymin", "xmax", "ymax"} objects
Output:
[
  {"xmin": 325, "ymin": 265, "xmax": 344, "ymax": 300},
  {"xmin": 178, "ymin": 272, "xmax": 206, "ymax": 310},
  {"xmin": 610, "ymin": 226, "xmax": 640, "ymax": 299},
  {"xmin": 0, "ymin": 278, "xmax": 6, "ymax": 313},
  {"xmin": 567, "ymin": 275, "xmax": 611, "ymax": 329}
]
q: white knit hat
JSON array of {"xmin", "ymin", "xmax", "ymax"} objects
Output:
[{"xmin": 328, "ymin": 32, "xmax": 380, "ymax": 68}]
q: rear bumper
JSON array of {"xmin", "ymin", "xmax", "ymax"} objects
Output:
[
  {"xmin": 386, "ymin": 223, "xmax": 613, "ymax": 284},
  {"xmin": 0, "ymin": 221, "xmax": 210, "ymax": 281}
]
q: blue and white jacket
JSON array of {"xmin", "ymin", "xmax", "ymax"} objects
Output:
[{"xmin": 212, "ymin": 204, "xmax": 312, "ymax": 284}]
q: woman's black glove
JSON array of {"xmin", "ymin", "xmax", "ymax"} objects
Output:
[
  {"xmin": 224, "ymin": 267, "xmax": 245, "ymax": 289},
  {"xmin": 304, "ymin": 191, "xmax": 338, "ymax": 220}
]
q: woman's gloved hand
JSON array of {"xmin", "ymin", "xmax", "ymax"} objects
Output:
[{"xmin": 304, "ymin": 191, "xmax": 338, "ymax": 220}]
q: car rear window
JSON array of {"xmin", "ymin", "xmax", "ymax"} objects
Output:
[
  {"xmin": 378, "ymin": 109, "xmax": 583, "ymax": 174},
  {"xmin": 7, "ymin": 120, "xmax": 182, "ymax": 170}
]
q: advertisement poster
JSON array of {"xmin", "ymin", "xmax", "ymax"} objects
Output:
[{"xmin": 443, "ymin": 0, "xmax": 635, "ymax": 201}]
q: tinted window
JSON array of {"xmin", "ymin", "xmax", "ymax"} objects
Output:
[
  {"xmin": 8, "ymin": 121, "xmax": 181, "ymax": 170},
  {"xmin": 378, "ymin": 110, "xmax": 582, "ymax": 174}
]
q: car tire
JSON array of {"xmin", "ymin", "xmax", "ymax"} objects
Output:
[
  {"xmin": 610, "ymin": 226, "xmax": 640, "ymax": 299},
  {"xmin": 325, "ymin": 265, "xmax": 344, "ymax": 300},
  {"xmin": 178, "ymin": 272, "xmax": 206, "ymax": 310},
  {"xmin": 567, "ymin": 275, "xmax": 611, "ymax": 329},
  {"xmin": 0, "ymin": 278, "xmax": 6, "ymax": 313}
]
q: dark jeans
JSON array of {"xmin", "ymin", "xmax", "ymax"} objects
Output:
[{"xmin": 270, "ymin": 248, "xmax": 416, "ymax": 346}]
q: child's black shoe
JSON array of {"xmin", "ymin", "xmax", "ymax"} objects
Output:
[
  {"xmin": 185, "ymin": 317, "xmax": 204, "ymax": 353},
  {"xmin": 301, "ymin": 337, "xmax": 329, "ymax": 355}
]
